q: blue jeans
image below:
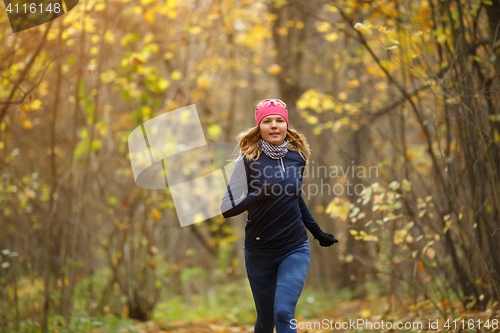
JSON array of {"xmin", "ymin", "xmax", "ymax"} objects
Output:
[{"xmin": 244, "ymin": 241, "xmax": 311, "ymax": 333}]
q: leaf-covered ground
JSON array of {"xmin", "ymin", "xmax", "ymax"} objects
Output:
[{"xmin": 131, "ymin": 298, "xmax": 500, "ymax": 333}]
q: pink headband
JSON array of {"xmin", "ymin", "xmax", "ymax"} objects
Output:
[{"xmin": 255, "ymin": 105, "xmax": 289, "ymax": 127}]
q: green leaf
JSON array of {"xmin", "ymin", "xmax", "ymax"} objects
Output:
[
  {"xmin": 402, "ymin": 179, "xmax": 411, "ymax": 192},
  {"xmin": 1, "ymin": 262, "xmax": 10, "ymax": 269},
  {"xmin": 444, "ymin": 220, "xmax": 453, "ymax": 233}
]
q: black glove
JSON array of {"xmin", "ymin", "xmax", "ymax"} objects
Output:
[
  {"xmin": 308, "ymin": 224, "xmax": 338, "ymax": 247},
  {"xmin": 254, "ymin": 182, "xmax": 278, "ymax": 203}
]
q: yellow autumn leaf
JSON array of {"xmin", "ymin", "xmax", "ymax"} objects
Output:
[
  {"xmin": 267, "ymin": 64, "xmax": 282, "ymax": 75},
  {"xmin": 144, "ymin": 10, "xmax": 155, "ymax": 24},
  {"xmin": 100, "ymin": 70, "xmax": 117, "ymax": 84},
  {"xmin": 325, "ymin": 197, "xmax": 350, "ymax": 221},
  {"xmin": 296, "ymin": 99, "xmax": 308, "ymax": 110},
  {"xmin": 61, "ymin": 30, "xmax": 70, "ymax": 41},
  {"xmin": 104, "ymin": 30, "xmax": 115, "ymax": 44},
  {"xmin": 197, "ymin": 75, "xmax": 211, "ymax": 89},
  {"xmin": 328, "ymin": 4, "xmax": 338, "ymax": 12},
  {"xmin": 167, "ymin": 10, "xmax": 178, "ymax": 19},
  {"xmin": 171, "ymin": 70, "xmax": 182, "ymax": 80},
  {"xmin": 47, "ymin": 29, "xmax": 57, "ymax": 40},
  {"xmin": 360, "ymin": 308, "xmax": 371, "ymax": 318},
  {"xmin": 310, "ymin": 96, "xmax": 320, "ymax": 110},
  {"xmin": 191, "ymin": 91, "xmax": 205, "ymax": 101},
  {"xmin": 151, "ymin": 208, "xmax": 162, "ymax": 220},
  {"xmin": 95, "ymin": 2, "xmax": 106, "ymax": 11},
  {"xmin": 295, "ymin": 21, "xmax": 304, "ymax": 29},
  {"xmin": 322, "ymin": 99, "xmax": 335, "ymax": 110},
  {"xmin": 208, "ymin": 124, "xmax": 222, "ymax": 138},
  {"xmin": 347, "ymin": 79, "xmax": 360, "ymax": 88},
  {"xmin": 22, "ymin": 120, "xmax": 33, "ymax": 130},
  {"xmin": 276, "ymin": 27, "xmax": 288, "ymax": 35},
  {"xmin": 188, "ymin": 26, "xmax": 202, "ymax": 35},
  {"xmin": 338, "ymin": 92, "xmax": 347, "ymax": 101},
  {"xmin": 317, "ymin": 22, "xmax": 331, "ymax": 33},
  {"xmin": 145, "ymin": 36, "xmax": 159, "ymax": 49},
  {"xmin": 307, "ymin": 116, "xmax": 319, "ymax": 125},
  {"xmin": 324, "ymin": 33, "xmax": 339, "ymax": 42},
  {"xmin": 157, "ymin": 78, "xmax": 170, "ymax": 91},
  {"xmin": 30, "ymin": 100, "xmax": 42, "ymax": 110}
]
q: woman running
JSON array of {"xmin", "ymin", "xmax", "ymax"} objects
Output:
[{"xmin": 221, "ymin": 98, "xmax": 338, "ymax": 333}]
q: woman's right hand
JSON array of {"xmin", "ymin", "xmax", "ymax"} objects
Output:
[{"xmin": 254, "ymin": 182, "xmax": 278, "ymax": 203}]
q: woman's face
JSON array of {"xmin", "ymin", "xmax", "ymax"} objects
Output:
[{"xmin": 259, "ymin": 115, "xmax": 287, "ymax": 145}]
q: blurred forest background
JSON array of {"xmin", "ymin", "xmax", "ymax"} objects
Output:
[{"xmin": 1, "ymin": 0, "xmax": 500, "ymax": 332}]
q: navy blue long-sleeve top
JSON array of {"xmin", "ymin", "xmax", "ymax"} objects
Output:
[{"xmin": 221, "ymin": 148, "xmax": 319, "ymax": 253}]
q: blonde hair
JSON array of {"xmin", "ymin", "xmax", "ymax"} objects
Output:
[{"xmin": 233, "ymin": 126, "xmax": 311, "ymax": 163}]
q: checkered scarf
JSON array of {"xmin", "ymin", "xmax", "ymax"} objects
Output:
[{"xmin": 261, "ymin": 139, "xmax": 289, "ymax": 159}]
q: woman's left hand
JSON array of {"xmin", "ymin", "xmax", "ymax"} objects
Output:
[
  {"xmin": 308, "ymin": 224, "xmax": 339, "ymax": 247},
  {"xmin": 314, "ymin": 231, "xmax": 339, "ymax": 247}
]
